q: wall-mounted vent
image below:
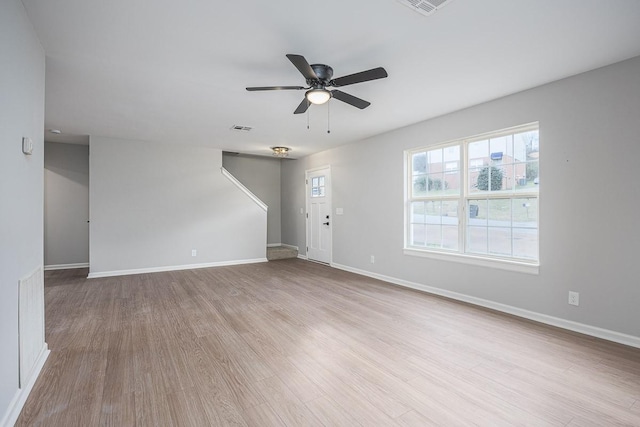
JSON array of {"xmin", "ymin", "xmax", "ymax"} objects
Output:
[
  {"xmin": 395, "ymin": 0, "xmax": 455, "ymax": 16},
  {"xmin": 230, "ymin": 125, "xmax": 253, "ymax": 132}
]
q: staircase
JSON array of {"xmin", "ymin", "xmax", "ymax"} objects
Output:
[{"xmin": 267, "ymin": 245, "xmax": 298, "ymax": 261}]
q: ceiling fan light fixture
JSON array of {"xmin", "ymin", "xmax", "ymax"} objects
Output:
[
  {"xmin": 305, "ymin": 88, "xmax": 331, "ymax": 105},
  {"xmin": 271, "ymin": 146, "xmax": 290, "ymax": 157}
]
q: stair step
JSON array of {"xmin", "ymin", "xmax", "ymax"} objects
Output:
[{"xmin": 267, "ymin": 246, "xmax": 298, "ymax": 261}]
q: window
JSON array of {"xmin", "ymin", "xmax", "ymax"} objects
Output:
[
  {"xmin": 406, "ymin": 123, "xmax": 539, "ymax": 267},
  {"xmin": 311, "ymin": 176, "xmax": 325, "ymax": 197}
]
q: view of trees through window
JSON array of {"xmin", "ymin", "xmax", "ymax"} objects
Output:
[{"xmin": 407, "ymin": 124, "xmax": 539, "ymax": 263}]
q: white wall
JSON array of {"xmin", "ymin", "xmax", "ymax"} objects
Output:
[
  {"xmin": 0, "ymin": 0, "xmax": 45, "ymax": 422},
  {"xmin": 282, "ymin": 56, "xmax": 640, "ymax": 341},
  {"xmin": 222, "ymin": 153, "xmax": 282, "ymax": 245},
  {"xmin": 89, "ymin": 137, "xmax": 267, "ymax": 276},
  {"xmin": 44, "ymin": 142, "xmax": 90, "ymax": 267}
]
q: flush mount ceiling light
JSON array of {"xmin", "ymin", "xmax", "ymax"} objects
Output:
[
  {"xmin": 305, "ymin": 88, "xmax": 331, "ymax": 105},
  {"xmin": 49, "ymin": 129, "xmax": 61, "ymax": 134},
  {"xmin": 271, "ymin": 146, "xmax": 290, "ymax": 158}
]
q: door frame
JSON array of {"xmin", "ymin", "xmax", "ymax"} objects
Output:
[{"xmin": 305, "ymin": 165, "xmax": 332, "ymax": 264}]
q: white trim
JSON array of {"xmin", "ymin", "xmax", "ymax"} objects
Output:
[
  {"xmin": 87, "ymin": 258, "xmax": 267, "ymax": 279},
  {"xmin": 305, "ymin": 164, "xmax": 332, "ymax": 174},
  {"xmin": 221, "ymin": 167, "xmax": 268, "ymax": 211},
  {"xmin": 1, "ymin": 345, "xmax": 50, "ymax": 427},
  {"xmin": 403, "ymin": 248, "xmax": 539, "ymax": 274},
  {"xmin": 297, "ymin": 254, "xmax": 308, "ymax": 260},
  {"xmin": 330, "ymin": 262, "xmax": 640, "ymax": 349},
  {"xmin": 267, "ymin": 243, "xmax": 282, "ymax": 248},
  {"xmin": 44, "ymin": 262, "xmax": 89, "ymax": 271},
  {"xmin": 281, "ymin": 244, "xmax": 299, "ymax": 251}
]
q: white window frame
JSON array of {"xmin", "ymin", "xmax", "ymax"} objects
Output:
[{"xmin": 404, "ymin": 123, "xmax": 540, "ymax": 274}]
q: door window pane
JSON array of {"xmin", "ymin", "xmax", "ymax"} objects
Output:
[{"xmin": 311, "ymin": 175, "xmax": 325, "ymax": 197}]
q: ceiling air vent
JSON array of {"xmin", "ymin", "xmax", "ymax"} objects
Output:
[
  {"xmin": 230, "ymin": 125, "xmax": 252, "ymax": 132},
  {"xmin": 395, "ymin": 0, "xmax": 455, "ymax": 16}
]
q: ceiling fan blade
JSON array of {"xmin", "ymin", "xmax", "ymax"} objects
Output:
[
  {"xmin": 331, "ymin": 67, "xmax": 388, "ymax": 87},
  {"xmin": 246, "ymin": 86, "xmax": 305, "ymax": 91},
  {"xmin": 293, "ymin": 98, "xmax": 310, "ymax": 114},
  {"xmin": 286, "ymin": 54, "xmax": 318, "ymax": 81},
  {"xmin": 331, "ymin": 90, "xmax": 371, "ymax": 109}
]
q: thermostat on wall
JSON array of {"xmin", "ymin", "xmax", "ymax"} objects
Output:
[{"xmin": 22, "ymin": 137, "xmax": 33, "ymax": 155}]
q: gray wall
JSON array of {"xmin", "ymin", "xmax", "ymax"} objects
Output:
[
  {"xmin": 44, "ymin": 142, "xmax": 89, "ymax": 266},
  {"xmin": 0, "ymin": 0, "xmax": 45, "ymax": 420},
  {"xmin": 90, "ymin": 137, "xmax": 267, "ymax": 275},
  {"xmin": 282, "ymin": 56, "xmax": 640, "ymax": 339},
  {"xmin": 223, "ymin": 153, "xmax": 282, "ymax": 245}
]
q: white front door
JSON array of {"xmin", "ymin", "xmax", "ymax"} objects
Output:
[{"xmin": 306, "ymin": 167, "xmax": 332, "ymax": 264}]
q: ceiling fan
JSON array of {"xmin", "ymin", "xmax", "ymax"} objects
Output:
[{"xmin": 246, "ymin": 54, "xmax": 388, "ymax": 114}]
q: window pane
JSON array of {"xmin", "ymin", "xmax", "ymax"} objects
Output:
[
  {"xmin": 318, "ymin": 176, "xmax": 325, "ymax": 186},
  {"xmin": 468, "ymin": 226, "xmax": 487, "ymax": 254},
  {"xmin": 444, "ymin": 145, "xmax": 460, "ymax": 162},
  {"xmin": 442, "ymin": 200, "xmax": 458, "ymax": 221},
  {"xmin": 427, "ymin": 149, "xmax": 443, "ymax": 170},
  {"xmin": 513, "ymin": 228, "xmax": 538, "ymax": 259},
  {"xmin": 425, "ymin": 201, "xmax": 441, "ymax": 224},
  {"xmin": 529, "ymin": 160, "xmax": 540, "ymax": 188},
  {"xmin": 442, "ymin": 225, "xmax": 459, "ymax": 250},
  {"xmin": 490, "ymin": 135, "xmax": 509, "ymax": 162},
  {"xmin": 426, "ymin": 224, "xmax": 442, "ymax": 248},
  {"xmin": 468, "ymin": 199, "xmax": 487, "ymax": 224},
  {"xmin": 512, "ymin": 198, "xmax": 537, "ymax": 228},
  {"xmin": 410, "ymin": 200, "xmax": 459, "ymax": 250},
  {"xmin": 470, "ymin": 165, "xmax": 505, "ymax": 192},
  {"xmin": 513, "ymin": 133, "xmax": 527, "ymax": 161},
  {"xmin": 426, "ymin": 173, "xmax": 446, "ymax": 196},
  {"xmin": 488, "ymin": 199, "xmax": 511, "ymax": 223},
  {"xmin": 411, "ymin": 201, "xmax": 426, "ymax": 224},
  {"xmin": 411, "ymin": 223, "xmax": 426, "ymax": 246},
  {"xmin": 444, "ymin": 171, "xmax": 460, "ymax": 194},
  {"xmin": 469, "ymin": 139, "xmax": 488, "ymax": 163},
  {"xmin": 412, "ymin": 152, "xmax": 427, "ymax": 174},
  {"xmin": 488, "ymin": 227, "xmax": 512, "ymax": 256},
  {"xmin": 413, "ymin": 175, "xmax": 427, "ymax": 197}
]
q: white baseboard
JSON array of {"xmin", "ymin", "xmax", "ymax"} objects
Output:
[
  {"xmin": 1, "ymin": 345, "xmax": 50, "ymax": 427},
  {"xmin": 44, "ymin": 262, "xmax": 89, "ymax": 271},
  {"xmin": 267, "ymin": 243, "xmax": 282, "ymax": 248},
  {"xmin": 330, "ymin": 262, "xmax": 640, "ymax": 349},
  {"xmin": 297, "ymin": 254, "xmax": 308, "ymax": 260},
  {"xmin": 87, "ymin": 258, "xmax": 268, "ymax": 279}
]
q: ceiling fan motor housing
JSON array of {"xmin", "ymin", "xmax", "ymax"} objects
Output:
[{"xmin": 309, "ymin": 64, "xmax": 333, "ymax": 87}]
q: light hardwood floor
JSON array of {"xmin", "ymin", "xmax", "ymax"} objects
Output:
[{"xmin": 17, "ymin": 259, "xmax": 640, "ymax": 426}]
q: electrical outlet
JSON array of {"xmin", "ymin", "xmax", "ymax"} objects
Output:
[
  {"xmin": 568, "ymin": 291, "xmax": 579, "ymax": 306},
  {"xmin": 191, "ymin": 249, "xmax": 197, "ymax": 257},
  {"xmin": 370, "ymin": 255, "xmax": 375, "ymax": 264}
]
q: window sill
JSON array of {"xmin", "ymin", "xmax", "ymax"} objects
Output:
[{"xmin": 403, "ymin": 248, "xmax": 539, "ymax": 275}]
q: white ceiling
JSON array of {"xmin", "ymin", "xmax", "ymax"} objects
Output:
[{"xmin": 23, "ymin": 0, "xmax": 640, "ymax": 158}]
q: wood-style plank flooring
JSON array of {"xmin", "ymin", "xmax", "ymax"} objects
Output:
[{"xmin": 17, "ymin": 259, "xmax": 640, "ymax": 426}]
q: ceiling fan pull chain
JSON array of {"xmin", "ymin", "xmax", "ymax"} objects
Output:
[
  {"xmin": 307, "ymin": 107, "xmax": 310, "ymax": 130},
  {"xmin": 327, "ymin": 101, "xmax": 331, "ymax": 134}
]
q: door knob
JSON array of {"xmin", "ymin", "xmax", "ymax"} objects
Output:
[{"xmin": 323, "ymin": 221, "xmax": 330, "ymax": 226}]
